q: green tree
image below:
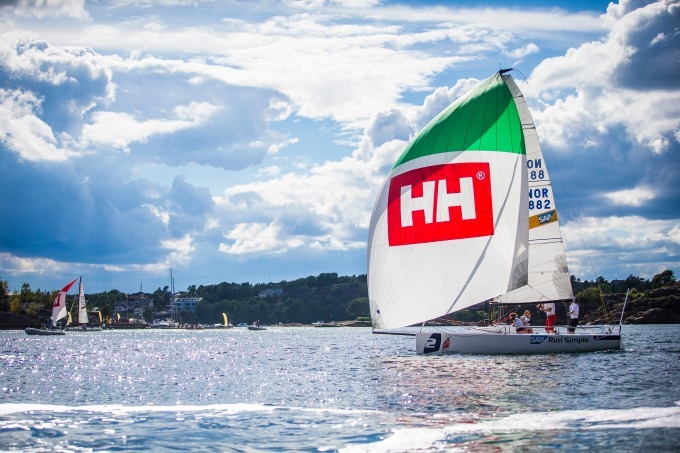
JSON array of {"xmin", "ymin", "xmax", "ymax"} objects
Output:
[
  {"xmin": 346, "ymin": 297, "xmax": 369, "ymax": 319},
  {"xmin": 576, "ymin": 286, "xmax": 601, "ymax": 303},
  {"xmin": 194, "ymin": 300, "xmax": 212, "ymax": 324},
  {"xmin": 142, "ymin": 307, "xmax": 155, "ymax": 323},
  {"xmin": 10, "ymin": 294, "xmax": 22, "ymax": 314},
  {"xmin": 625, "ymin": 274, "xmax": 648, "ymax": 291},
  {"xmin": 652, "ymin": 270, "xmax": 676, "ymax": 288}
]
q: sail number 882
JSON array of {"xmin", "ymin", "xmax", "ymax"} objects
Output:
[{"xmin": 529, "ymin": 199, "xmax": 551, "ymax": 210}]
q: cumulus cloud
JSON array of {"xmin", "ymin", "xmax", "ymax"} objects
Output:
[
  {"xmin": 562, "ymin": 215, "xmax": 680, "ymax": 279},
  {"xmin": 0, "ymin": 35, "xmax": 116, "ymax": 161},
  {"xmin": 529, "ymin": 0, "xmax": 680, "ymax": 154},
  {"xmin": 0, "ymin": 88, "xmax": 75, "ymax": 161},
  {"xmin": 219, "ymin": 221, "xmax": 305, "ymax": 255},
  {"xmin": 213, "ymin": 80, "xmax": 476, "ymax": 258},
  {"xmin": 504, "ymin": 42, "xmax": 539, "ymax": 60},
  {"xmin": 604, "ymin": 185, "xmax": 656, "ymax": 207},
  {"xmin": 0, "ymin": 0, "xmax": 89, "ymax": 19},
  {"xmin": 80, "ymin": 102, "xmax": 222, "ymax": 152}
]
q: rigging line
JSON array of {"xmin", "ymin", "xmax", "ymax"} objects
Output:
[{"xmin": 511, "ymin": 69, "xmax": 600, "ymax": 288}]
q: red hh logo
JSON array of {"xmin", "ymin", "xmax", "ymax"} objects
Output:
[{"xmin": 387, "ymin": 162, "xmax": 494, "ymax": 246}]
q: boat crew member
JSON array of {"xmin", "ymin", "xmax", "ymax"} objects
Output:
[
  {"xmin": 510, "ymin": 312, "xmax": 525, "ymax": 333},
  {"xmin": 521, "ymin": 310, "xmax": 533, "ymax": 333},
  {"xmin": 537, "ymin": 302, "xmax": 556, "ymax": 334},
  {"xmin": 568, "ymin": 299, "xmax": 579, "ymax": 334}
]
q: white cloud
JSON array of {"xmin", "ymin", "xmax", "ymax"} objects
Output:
[
  {"xmin": 0, "ymin": 88, "xmax": 76, "ymax": 161},
  {"xmin": 161, "ymin": 234, "xmax": 195, "ymax": 264},
  {"xmin": 213, "ymin": 80, "xmax": 463, "ymax": 257},
  {"xmin": 2, "ymin": 0, "xmax": 89, "ymax": 20},
  {"xmin": 219, "ymin": 221, "xmax": 304, "ymax": 255},
  {"xmin": 562, "ymin": 215, "xmax": 680, "ymax": 278},
  {"xmin": 0, "ymin": 251, "xmax": 63, "ymax": 275},
  {"xmin": 504, "ymin": 42, "xmax": 539, "ymax": 59},
  {"xmin": 2, "ymin": 5, "xmax": 598, "ymax": 131},
  {"xmin": 80, "ymin": 101, "xmax": 222, "ymax": 151},
  {"xmin": 604, "ymin": 185, "xmax": 655, "ymax": 207},
  {"xmin": 529, "ymin": 0, "xmax": 680, "ymax": 154}
]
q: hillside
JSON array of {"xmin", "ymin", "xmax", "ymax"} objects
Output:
[{"xmin": 583, "ymin": 281, "xmax": 680, "ymax": 325}]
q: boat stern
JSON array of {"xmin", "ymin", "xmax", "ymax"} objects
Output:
[{"xmin": 416, "ymin": 331, "xmax": 453, "ymax": 354}]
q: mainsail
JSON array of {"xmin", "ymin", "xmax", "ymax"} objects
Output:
[
  {"xmin": 51, "ymin": 278, "xmax": 78, "ymax": 325},
  {"xmin": 368, "ymin": 72, "xmax": 529, "ymax": 330},
  {"xmin": 77, "ymin": 277, "xmax": 89, "ymax": 324},
  {"xmin": 492, "ymin": 76, "xmax": 573, "ymax": 304}
]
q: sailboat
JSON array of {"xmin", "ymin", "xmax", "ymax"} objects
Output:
[
  {"xmin": 65, "ymin": 277, "xmax": 102, "ymax": 332},
  {"xmin": 367, "ymin": 69, "xmax": 623, "ymax": 354},
  {"xmin": 25, "ymin": 278, "xmax": 78, "ymax": 336},
  {"xmin": 204, "ymin": 312, "xmax": 233, "ymax": 329}
]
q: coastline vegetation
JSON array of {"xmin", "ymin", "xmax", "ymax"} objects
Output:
[{"xmin": 0, "ymin": 270, "xmax": 676, "ymax": 327}]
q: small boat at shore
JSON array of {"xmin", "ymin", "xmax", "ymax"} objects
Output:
[
  {"xmin": 312, "ymin": 320, "xmax": 340, "ymax": 327},
  {"xmin": 248, "ymin": 322, "xmax": 267, "ymax": 331}
]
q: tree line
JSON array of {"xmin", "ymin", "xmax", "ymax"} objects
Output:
[{"xmin": 1, "ymin": 270, "xmax": 675, "ymax": 326}]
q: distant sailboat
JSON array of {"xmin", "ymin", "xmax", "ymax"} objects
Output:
[
  {"xmin": 66, "ymin": 277, "xmax": 101, "ymax": 332},
  {"xmin": 204, "ymin": 312, "xmax": 232, "ymax": 329},
  {"xmin": 25, "ymin": 278, "xmax": 78, "ymax": 336},
  {"xmin": 367, "ymin": 69, "xmax": 623, "ymax": 354}
]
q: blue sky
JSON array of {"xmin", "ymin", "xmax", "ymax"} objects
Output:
[{"xmin": 1, "ymin": 0, "xmax": 678, "ymax": 294}]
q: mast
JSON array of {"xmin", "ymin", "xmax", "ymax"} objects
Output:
[{"xmin": 170, "ymin": 268, "xmax": 178, "ymax": 325}]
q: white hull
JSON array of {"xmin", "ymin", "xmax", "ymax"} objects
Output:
[{"xmin": 415, "ymin": 327, "xmax": 622, "ymax": 355}]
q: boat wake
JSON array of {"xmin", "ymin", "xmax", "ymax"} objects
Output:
[{"xmin": 342, "ymin": 404, "xmax": 680, "ymax": 452}]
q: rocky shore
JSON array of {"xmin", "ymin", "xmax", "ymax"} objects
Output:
[{"xmin": 582, "ymin": 282, "xmax": 680, "ymax": 325}]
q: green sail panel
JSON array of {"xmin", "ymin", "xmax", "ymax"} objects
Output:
[{"xmin": 394, "ymin": 73, "xmax": 525, "ymax": 169}]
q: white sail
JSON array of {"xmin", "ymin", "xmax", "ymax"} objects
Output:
[
  {"xmin": 492, "ymin": 76, "xmax": 574, "ymax": 304},
  {"xmin": 368, "ymin": 73, "xmax": 529, "ymax": 330},
  {"xmin": 51, "ymin": 278, "xmax": 78, "ymax": 325},
  {"xmin": 368, "ymin": 70, "xmax": 621, "ymax": 355},
  {"xmin": 77, "ymin": 277, "xmax": 89, "ymax": 324}
]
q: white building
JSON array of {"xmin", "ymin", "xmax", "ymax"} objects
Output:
[{"xmin": 171, "ymin": 292, "xmax": 202, "ymax": 312}]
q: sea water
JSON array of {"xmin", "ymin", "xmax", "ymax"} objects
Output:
[{"xmin": 1, "ymin": 325, "xmax": 679, "ymax": 451}]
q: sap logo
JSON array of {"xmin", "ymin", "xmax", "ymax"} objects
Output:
[
  {"xmin": 530, "ymin": 335, "xmax": 548, "ymax": 344},
  {"xmin": 423, "ymin": 333, "xmax": 441, "ymax": 354},
  {"xmin": 387, "ymin": 163, "xmax": 494, "ymax": 246},
  {"xmin": 538, "ymin": 210, "xmax": 556, "ymax": 225}
]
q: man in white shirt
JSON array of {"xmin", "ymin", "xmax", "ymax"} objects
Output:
[{"xmin": 568, "ymin": 299, "xmax": 579, "ymax": 334}]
